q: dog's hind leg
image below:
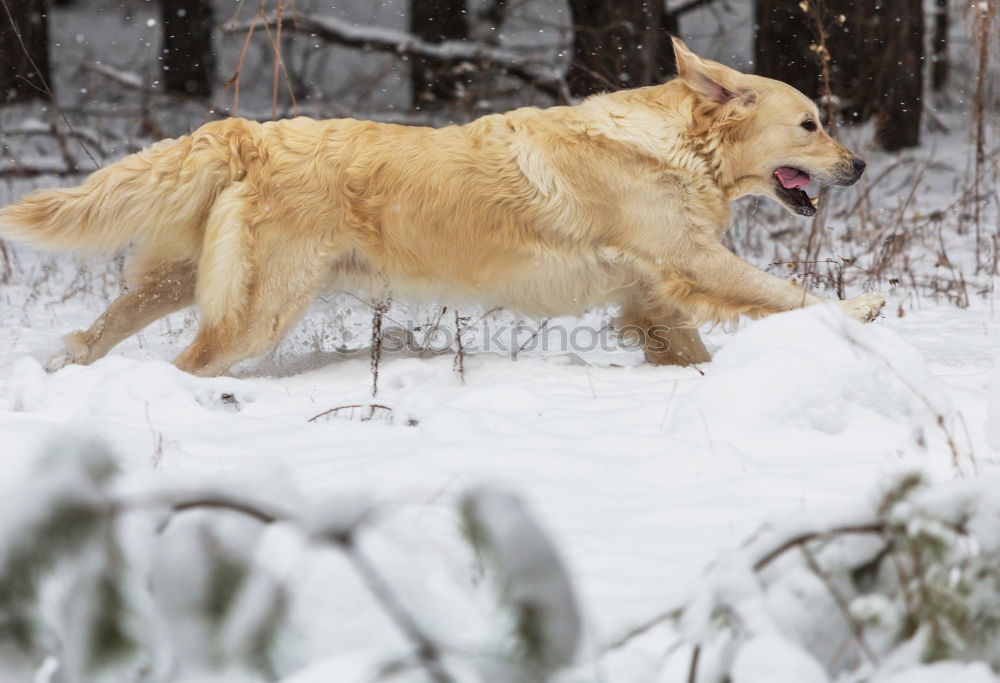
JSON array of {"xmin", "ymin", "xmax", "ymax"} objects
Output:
[
  {"xmin": 46, "ymin": 261, "xmax": 196, "ymax": 371},
  {"xmin": 174, "ymin": 277, "xmax": 323, "ymax": 377},
  {"xmin": 173, "ymin": 322, "xmax": 248, "ymax": 377},
  {"xmin": 174, "ymin": 210, "xmax": 330, "ymax": 376}
]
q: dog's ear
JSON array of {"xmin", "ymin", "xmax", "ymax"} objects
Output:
[{"xmin": 671, "ymin": 37, "xmax": 754, "ymax": 107}]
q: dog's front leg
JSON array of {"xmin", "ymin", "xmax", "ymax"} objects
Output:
[{"xmin": 652, "ymin": 242, "xmax": 885, "ymax": 325}]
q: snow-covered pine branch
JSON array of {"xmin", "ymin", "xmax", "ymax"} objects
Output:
[
  {"xmin": 0, "ymin": 437, "xmax": 590, "ymax": 682},
  {"xmin": 673, "ymin": 472, "xmax": 1000, "ymax": 683},
  {"xmin": 462, "ymin": 487, "xmax": 582, "ymax": 682}
]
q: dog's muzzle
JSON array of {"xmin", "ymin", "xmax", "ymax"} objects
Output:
[{"xmin": 834, "ymin": 157, "xmax": 867, "ymax": 186}]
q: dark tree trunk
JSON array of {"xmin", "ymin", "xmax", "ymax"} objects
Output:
[
  {"xmin": 931, "ymin": 0, "xmax": 949, "ymax": 91},
  {"xmin": 409, "ymin": 0, "xmax": 469, "ymax": 108},
  {"xmin": 754, "ymin": 0, "xmax": 924, "ymax": 149},
  {"xmin": 659, "ymin": 7, "xmax": 679, "ymax": 78},
  {"xmin": 567, "ymin": 0, "xmax": 675, "ymax": 97},
  {"xmin": 827, "ymin": 0, "xmax": 880, "ymax": 125},
  {"xmin": 480, "ymin": 0, "xmax": 508, "ymax": 37},
  {"xmin": 160, "ymin": 0, "xmax": 216, "ymax": 97},
  {"xmin": 753, "ymin": 0, "xmax": 820, "ymax": 98},
  {"xmin": 0, "ymin": 0, "xmax": 51, "ymax": 104},
  {"xmin": 874, "ymin": 0, "xmax": 924, "ymax": 150},
  {"xmin": 755, "ymin": 0, "xmax": 875, "ymax": 111}
]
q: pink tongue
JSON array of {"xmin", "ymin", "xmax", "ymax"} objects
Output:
[{"xmin": 775, "ymin": 167, "xmax": 810, "ymax": 189}]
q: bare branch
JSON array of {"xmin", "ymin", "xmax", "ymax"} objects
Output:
[
  {"xmin": 307, "ymin": 403, "xmax": 393, "ymax": 423},
  {"xmin": 344, "ymin": 540, "xmax": 458, "ymax": 683},
  {"xmin": 603, "ymin": 605, "xmax": 683, "ymax": 651},
  {"xmin": 121, "ymin": 492, "xmax": 456, "ymax": 681},
  {"xmin": 799, "ymin": 545, "xmax": 879, "ymax": 665},
  {"xmin": 751, "ymin": 523, "xmax": 886, "ymax": 572},
  {"xmin": 0, "ymin": 164, "xmax": 85, "ymax": 178},
  {"xmin": 0, "ymin": 121, "xmax": 105, "ymax": 149},
  {"xmin": 686, "ymin": 644, "xmax": 700, "ymax": 683}
]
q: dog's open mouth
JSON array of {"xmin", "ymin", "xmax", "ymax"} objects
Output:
[{"xmin": 773, "ymin": 167, "xmax": 817, "ymax": 217}]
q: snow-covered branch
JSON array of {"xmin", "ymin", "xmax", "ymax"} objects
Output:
[
  {"xmin": 82, "ymin": 61, "xmax": 147, "ymax": 92},
  {"xmin": 2, "ymin": 439, "xmax": 584, "ymax": 682},
  {"xmin": 668, "ymin": 472, "xmax": 1000, "ymax": 682},
  {"xmin": 223, "ymin": 11, "xmax": 569, "ymax": 100}
]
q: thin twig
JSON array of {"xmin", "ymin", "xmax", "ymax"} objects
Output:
[
  {"xmin": 752, "ymin": 524, "xmax": 886, "ymax": 572},
  {"xmin": 224, "ymin": 2, "xmax": 265, "ymax": 116},
  {"xmin": 307, "ymin": 403, "xmax": 393, "ymax": 423},
  {"xmin": 799, "ymin": 545, "xmax": 879, "ymax": 665},
  {"xmin": 603, "ymin": 605, "xmax": 683, "ymax": 651},
  {"xmin": 344, "ymin": 539, "xmax": 458, "ymax": 683},
  {"xmin": 370, "ymin": 298, "xmax": 389, "ymax": 398},
  {"xmin": 417, "ymin": 306, "xmax": 448, "ymax": 357},
  {"xmin": 453, "ymin": 310, "xmax": 467, "ymax": 383},
  {"xmin": 0, "ymin": 0, "xmax": 100, "ymax": 170},
  {"xmin": 271, "ymin": 0, "xmax": 284, "ymax": 120},
  {"xmin": 834, "ymin": 322, "xmax": 968, "ymax": 474},
  {"xmin": 686, "ymin": 644, "xmax": 700, "ymax": 683}
]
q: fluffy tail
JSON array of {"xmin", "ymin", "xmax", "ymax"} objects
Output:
[{"xmin": 0, "ymin": 129, "xmax": 238, "ymax": 256}]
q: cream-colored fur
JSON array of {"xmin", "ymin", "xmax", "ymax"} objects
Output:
[{"xmin": 0, "ymin": 40, "xmax": 884, "ymax": 376}]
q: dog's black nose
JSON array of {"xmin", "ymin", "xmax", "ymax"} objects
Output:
[{"xmin": 852, "ymin": 157, "xmax": 867, "ymax": 176}]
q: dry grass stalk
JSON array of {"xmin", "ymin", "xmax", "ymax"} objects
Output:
[
  {"xmin": 453, "ymin": 309, "xmax": 468, "ymax": 383},
  {"xmin": 370, "ymin": 298, "xmax": 390, "ymax": 398},
  {"xmin": 800, "ymin": 0, "xmax": 841, "ymax": 265},
  {"xmin": 967, "ymin": 0, "xmax": 997, "ymax": 274}
]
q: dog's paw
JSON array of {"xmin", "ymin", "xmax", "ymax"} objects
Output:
[
  {"xmin": 839, "ymin": 293, "xmax": 886, "ymax": 323},
  {"xmin": 44, "ymin": 332, "xmax": 90, "ymax": 372}
]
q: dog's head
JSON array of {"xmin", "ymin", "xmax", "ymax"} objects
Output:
[{"xmin": 671, "ymin": 38, "xmax": 865, "ymax": 218}]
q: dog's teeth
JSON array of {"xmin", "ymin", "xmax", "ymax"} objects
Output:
[{"xmin": 809, "ymin": 196, "xmax": 819, "ymax": 206}]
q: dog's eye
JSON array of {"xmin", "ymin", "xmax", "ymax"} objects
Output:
[{"xmin": 801, "ymin": 119, "xmax": 817, "ymax": 132}]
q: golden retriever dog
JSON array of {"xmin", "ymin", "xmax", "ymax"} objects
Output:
[{"xmin": 0, "ymin": 39, "xmax": 884, "ymax": 376}]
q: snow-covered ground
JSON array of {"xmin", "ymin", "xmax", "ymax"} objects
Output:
[{"xmin": 2, "ymin": 216, "xmax": 999, "ymax": 682}]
